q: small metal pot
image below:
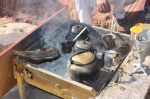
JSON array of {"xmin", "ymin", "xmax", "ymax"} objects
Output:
[
  {"xmin": 102, "ymin": 34, "xmax": 116, "ymax": 50},
  {"xmin": 65, "ymin": 25, "xmax": 89, "ymax": 41},
  {"xmin": 71, "ymin": 25, "xmax": 82, "ymax": 33},
  {"xmin": 73, "ymin": 40, "xmax": 94, "ymax": 53},
  {"xmin": 61, "ymin": 41, "xmax": 73, "ymax": 54},
  {"xmin": 61, "ymin": 27, "xmax": 88, "ymax": 54}
]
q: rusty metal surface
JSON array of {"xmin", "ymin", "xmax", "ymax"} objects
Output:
[{"xmin": 13, "ymin": 60, "xmax": 96, "ymax": 99}]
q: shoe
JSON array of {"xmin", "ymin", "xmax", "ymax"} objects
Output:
[{"xmin": 116, "ymin": 16, "xmax": 128, "ymax": 27}]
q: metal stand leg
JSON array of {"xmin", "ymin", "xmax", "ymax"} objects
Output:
[{"xmin": 16, "ymin": 72, "xmax": 26, "ymax": 99}]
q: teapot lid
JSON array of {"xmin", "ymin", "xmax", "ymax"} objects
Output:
[
  {"xmin": 71, "ymin": 52, "xmax": 95, "ymax": 65},
  {"xmin": 75, "ymin": 40, "xmax": 93, "ymax": 50}
]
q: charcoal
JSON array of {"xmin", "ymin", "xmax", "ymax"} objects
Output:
[{"xmin": 117, "ymin": 43, "xmax": 130, "ymax": 55}]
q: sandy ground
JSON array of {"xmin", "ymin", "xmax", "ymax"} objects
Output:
[
  {"xmin": 2, "ymin": 84, "xmax": 61, "ymax": 99},
  {"xmin": 96, "ymin": 54, "xmax": 150, "ymax": 99},
  {"xmin": 0, "ymin": 18, "xmax": 37, "ymax": 53}
]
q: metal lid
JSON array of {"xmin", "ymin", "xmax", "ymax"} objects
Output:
[
  {"xmin": 71, "ymin": 25, "xmax": 82, "ymax": 34},
  {"xmin": 72, "ymin": 52, "xmax": 95, "ymax": 65},
  {"xmin": 75, "ymin": 40, "xmax": 93, "ymax": 50}
]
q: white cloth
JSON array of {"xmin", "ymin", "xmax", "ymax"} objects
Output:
[
  {"xmin": 75, "ymin": 0, "xmax": 136, "ymax": 24},
  {"xmin": 109, "ymin": 0, "xmax": 126, "ymax": 19},
  {"xmin": 75, "ymin": 0, "xmax": 96, "ymax": 24}
]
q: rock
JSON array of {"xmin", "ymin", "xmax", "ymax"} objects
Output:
[{"xmin": 0, "ymin": 22, "xmax": 37, "ymax": 46}]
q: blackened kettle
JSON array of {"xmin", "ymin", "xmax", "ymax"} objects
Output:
[{"xmin": 67, "ymin": 50, "xmax": 100, "ymax": 85}]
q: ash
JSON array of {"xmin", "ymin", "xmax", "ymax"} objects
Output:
[
  {"xmin": 27, "ymin": 20, "xmax": 128, "ymax": 91},
  {"xmin": 30, "ymin": 23, "xmax": 73, "ymax": 76}
]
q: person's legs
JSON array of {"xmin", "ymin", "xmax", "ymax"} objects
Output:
[
  {"xmin": 110, "ymin": 0, "xmax": 127, "ymax": 27},
  {"xmin": 109, "ymin": 0, "xmax": 136, "ymax": 19},
  {"xmin": 109, "ymin": 0, "xmax": 136, "ymax": 27},
  {"xmin": 75, "ymin": 0, "xmax": 95, "ymax": 25},
  {"xmin": 124, "ymin": 0, "xmax": 136, "ymax": 5},
  {"xmin": 109, "ymin": 0, "xmax": 126, "ymax": 19}
]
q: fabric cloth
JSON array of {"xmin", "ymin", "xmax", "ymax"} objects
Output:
[
  {"xmin": 75, "ymin": 0, "xmax": 96, "ymax": 24},
  {"xmin": 110, "ymin": 0, "xmax": 136, "ymax": 19},
  {"xmin": 75, "ymin": 0, "xmax": 136, "ymax": 24}
]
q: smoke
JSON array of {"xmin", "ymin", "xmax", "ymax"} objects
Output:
[
  {"xmin": 0, "ymin": 0, "xmax": 69, "ymax": 53},
  {"xmin": 0, "ymin": 0, "xmax": 67, "ymax": 23},
  {"xmin": 20, "ymin": 0, "xmax": 63, "ymax": 19}
]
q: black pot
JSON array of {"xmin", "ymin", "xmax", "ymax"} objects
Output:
[
  {"xmin": 65, "ymin": 25, "xmax": 90, "ymax": 41},
  {"xmin": 61, "ymin": 41, "xmax": 73, "ymax": 54}
]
